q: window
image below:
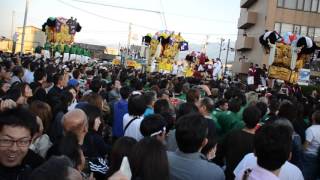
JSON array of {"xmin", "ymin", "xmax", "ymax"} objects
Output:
[
  {"xmin": 308, "ymin": 27, "xmax": 315, "ymax": 38},
  {"xmin": 294, "ymin": 25, "xmax": 301, "ymax": 34},
  {"xmin": 311, "ymin": 0, "xmax": 319, "ymax": 11},
  {"xmin": 304, "ymin": 0, "xmax": 312, "ymax": 11},
  {"xmin": 275, "ymin": 23, "xmax": 281, "ymax": 33},
  {"xmin": 278, "ymin": 0, "xmax": 284, "ymax": 7},
  {"xmin": 284, "ymin": 0, "xmax": 298, "ymax": 9},
  {"xmin": 301, "ymin": 26, "xmax": 308, "ymax": 36},
  {"xmin": 297, "ymin": 0, "xmax": 305, "ymax": 9},
  {"xmin": 318, "ymin": 0, "xmax": 320, "ymax": 12},
  {"xmin": 315, "ymin": 28, "xmax": 320, "ymax": 38},
  {"xmin": 281, "ymin": 23, "xmax": 294, "ymax": 35}
]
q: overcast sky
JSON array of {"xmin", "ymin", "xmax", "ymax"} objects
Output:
[{"xmin": 0, "ymin": 0, "xmax": 240, "ymax": 61}]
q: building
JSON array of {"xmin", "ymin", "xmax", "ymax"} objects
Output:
[
  {"xmin": 233, "ymin": 0, "xmax": 320, "ymax": 74},
  {"xmin": 15, "ymin": 26, "xmax": 46, "ymax": 53},
  {"xmin": 75, "ymin": 43, "xmax": 106, "ymax": 59},
  {"xmin": 0, "ymin": 36, "xmax": 12, "ymax": 52}
]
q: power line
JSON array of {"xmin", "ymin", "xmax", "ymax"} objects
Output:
[
  {"xmin": 68, "ymin": 0, "xmax": 237, "ymax": 24},
  {"xmin": 71, "ymin": 0, "xmax": 161, "ymax": 14},
  {"xmin": 159, "ymin": 0, "xmax": 167, "ymax": 30},
  {"xmin": 56, "ymin": 0, "xmax": 159, "ymax": 31},
  {"xmin": 56, "ymin": 0, "xmax": 263, "ymax": 38}
]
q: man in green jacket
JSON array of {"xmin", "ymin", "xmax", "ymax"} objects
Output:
[{"xmin": 217, "ymin": 98, "xmax": 244, "ymax": 137}]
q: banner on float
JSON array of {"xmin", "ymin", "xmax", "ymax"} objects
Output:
[
  {"xmin": 112, "ymin": 59, "xmax": 121, "ymax": 65},
  {"xmin": 297, "ymin": 68, "xmax": 310, "ymax": 86}
]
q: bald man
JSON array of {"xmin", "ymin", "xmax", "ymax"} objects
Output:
[
  {"xmin": 62, "ymin": 109, "xmax": 88, "ymax": 145},
  {"xmin": 46, "ymin": 109, "xmax": 88, "ymax": 159}
]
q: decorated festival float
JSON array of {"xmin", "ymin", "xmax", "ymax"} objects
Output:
[
  {"xmin": 142, "ymin": 30, "xmax": 189, "ymax": 72},
  {"xmin": 39, "ymin": 16, "xmax": 91, "ymax": 64},
  {"xmin": 259, "ymin": 31, "xmax": 319, "ymax": 85}
]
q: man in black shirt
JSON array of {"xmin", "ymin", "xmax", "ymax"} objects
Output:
[{"xmin": 0, "ymin": 108, "xmax": 44, "ymax": 180}]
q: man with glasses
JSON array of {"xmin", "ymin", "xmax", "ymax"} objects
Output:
[{"xmin": 0, "ymin": 108, "xmax": 44, "ymax": 180}]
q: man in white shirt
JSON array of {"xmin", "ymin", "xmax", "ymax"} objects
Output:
[
  {"xmin": 234, "ymin": 153, "xmax": 304, "ymax": 180},
  {"xmin": 122, "ymin": 95, "xmax": 146, "ymax": 141},
  {"xmin": 212, "ymin": 59, "xmax": 222, "ymax": 80},
  {"xmin": 235, "ymin": 124, "xmax": 294, "ymax": 180},
  {"xmin": 303, "ymin": 110, "xmax": 320, "ymax": 180}
]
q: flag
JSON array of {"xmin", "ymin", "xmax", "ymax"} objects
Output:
[{"xmin": 180, "ymin": 41, "xmax": 189, "ymax": 51}]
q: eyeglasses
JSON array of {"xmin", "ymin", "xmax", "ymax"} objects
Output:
[{"xmin": 0, "ymin": 138, "xmax": 32, "ymax": 147}]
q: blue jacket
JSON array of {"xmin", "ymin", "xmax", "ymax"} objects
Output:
[{"xmin": 112, "ymin": 99, "xmax": 128, "ymax": 137}]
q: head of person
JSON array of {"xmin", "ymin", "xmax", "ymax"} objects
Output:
[
  {"xmin": 177, "ymin": 102, "xmax": 199, "ymax": 119},
  {"xmin": 0, "ymin": 82, "xmax": 10, "ymax": 95},
  {"xmin": 256, "ymin": 101, "xmax": 268, "ymax": 118},
  {"xmin": 243, "ymin": 106, "xmax": 261, "ymax": 129},
  {"xmin": 20, "ymin": 83, "xmax": 33, "ymax": 99},
  {"xmin": 129, "ymin": 137, "xmax": 169, "ymax": 180},
  {"xmin": 311, "ymin": 110, "xmax": 320, "ymax": 125},
  {"xmin": 12, "ymin": 66, "xmax": 24, "ymax": 78},
  {"xmin": 254, "ymin": 123, "xmax": 292, "ymax": 172},
  {"xmin": 4, "ymin": 83, "xmax": 32, "ymax": 105},
  {"xmin": 128, "ymin": 95, "xmax": 147, "ymax": 117},
  {"xmin": 113, "ymin": 79, "xmax": 121, "ymax": 90},
  {"xmin": 175, "ymin": 113, "xmax": 208, "ymax": 153},
  {"xmin": 89, "ymin": 79, "xmax": 102, "ymax": 93},
  {"xmin": 228, "ymin": 98, "xmax": 242, "ymax": 113},
  {"xmin": 143, "ymin": 91, "xmax": 157, "ymax": 107},
  {"xmin": 57, "ymin": 90, "xmax": 74, "ymax": 113},
  {"xmin": 277, "ymin": 100, "xmax": 297, "ymax": 122},
  {"xmin": 34, "ymin": 68, "xmax": 47, "ymax": 83},
  {"xmin": 29, "ymin": 100, "xmax": 52, "ymax": 133},
  {"xmin": 201, "ymin": 120, "xmax": 218, "ymax": 160},
  {"xmin": 67, "ymin": 80, "xmax": 80, "ymax": 93},
  {"xmin": 217, "ymin": 99, "xmax": 229, "ymax": 111},
  {"xmin": 81, "ymin": 92, "xmax": 104, "ymax": 111},
  {"xmin": 59, "ymin": 132, "xmax": 85, "ymax": 171},
  {"xmin": 186, "ymin": 88, "xmax": 200, "ymax": 106},
  {"xmin": 120, "ymin": 86, "xmax": 131, "ymax": 100},
  {"xmin": 140, "ymin": 114, "xmax": 167, "ymax": 143},
  {"xmin": 30, "ymin": 155, "xmax": 82, "ymax": 180},
  {"xmin": 62, "ymin": 109, "xmax": 88, "ymax": 145},
  {"xmin": 154, "ymin": 99, "xmax": 170, "ymax": 114},
  {"xmin": 268, "ymin": 98, "xmax": 279, "ymax": 114},
  {"xmin": 157, "ymin": 88, "xmax": 171, "ymax": 101},
  {"xmin": 77, "ymin": 104, "xmax": 102, "ymax": 132},
  {"xmin": 53, "ymin": 73, "xmax": 64, "ymax": 88},
  {"xmin": 107, "ymin": 137, "xmax": 137, "ymax": 177},
  {"xmin": 0, "ymin": 64, "xmax": 11, "ymax": 81},
  {"xmin": 72, "ymin": 69, "xmax": 81, "ymax": 80},
  {"xmin": 0, "ymin": 108, "xmax": 38, "ymax": 167},
  {"xmin": 199, "ymin": 97, "xmax": 215, "ymax": 116}
]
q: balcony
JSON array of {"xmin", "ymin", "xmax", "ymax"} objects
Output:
[
  {"xmin": 238, "ymin": 11, "xmax": 257, "ymax": 29},
  {"xmin": 241, "ymin": 0, "xmax": 257, "ymax": 8},
  {"xmin": 236, "ymin": 36, "xmax": 254, "ymax": 51}
]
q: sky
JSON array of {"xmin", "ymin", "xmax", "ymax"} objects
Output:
[{"xmin": 0, "ymin": 0, "xmax": 240, "ymax": 60}]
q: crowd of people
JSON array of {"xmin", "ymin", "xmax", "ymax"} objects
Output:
[{"xmin": 0, "ymin": 50, "xmax": 320, "ymax": 180}]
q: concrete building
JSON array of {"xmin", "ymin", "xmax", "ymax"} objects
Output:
[
  {"xmin": 15, "ymin": 26, "xmax": 46, "ymax": 53},
  {"xmin": 233, "ymin": 0, "xmax": 320, "ymax": 74}
]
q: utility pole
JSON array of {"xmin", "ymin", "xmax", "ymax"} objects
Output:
[
  {"xmin": 127, "ymin": 22, "xmax": 132, "ymax": 54},
  {"xmin": 218, "ymin": 38, "xmax": 225, "ymax": 59},
  {"xmin": 225, "ymin": 39, "xmax": 230, "ymax": 75},
  {"xmin": 202, "ymin": 35, "xmax": 209, "ymax": 54},
  {"xmin": 21, "ymin": 0, "xmax": 29, "ymax": 55},
  {"xmin": 10, "ymin": 11, "xmax": 15, "ymax": 38}
]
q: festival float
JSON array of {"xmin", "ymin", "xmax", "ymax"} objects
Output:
[
  {"xmin": 142, "ymin": 30, "xmax": 189, "ymax": 72},
  {"xmin": 41, "ymin": 17, "xmax": 90, "ymax": 63},
  {"xmin": 259, "ymin": 31, "xmax": 319, "ymax": 84}
]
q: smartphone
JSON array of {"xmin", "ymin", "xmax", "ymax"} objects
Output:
[{"xmin": 120, "ymin": 156, "xmax": 132, "ymax": 179}]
